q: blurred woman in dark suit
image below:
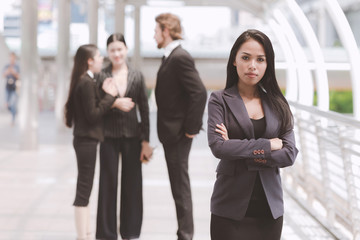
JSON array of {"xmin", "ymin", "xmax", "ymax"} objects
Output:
[
  {"xmin": 95, "ymin": 33, "xmax": 152, "ymax": 240},
  {"xmin": 207, "ymin": 29, "xmax": 298, "ymax": 240},
  {"xmin": 64, "ymin": 44, "xmax": 118, "ymax": 240}
]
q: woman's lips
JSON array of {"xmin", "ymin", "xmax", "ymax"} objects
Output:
[{"xmin": 246, "ymin": 73, "xmax": 257, "ymax": 77}]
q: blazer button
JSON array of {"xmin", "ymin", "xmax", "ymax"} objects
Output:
[
  {"xmin": 253, "ymin": 150, "xmax": 257, "ymax": 155},
  {"xmin": 261, "ymin": 150, "xmax": 265, "ymax": 154}
]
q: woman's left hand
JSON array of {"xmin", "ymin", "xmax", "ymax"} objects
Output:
[
  {"xmin": 140, "ymin": 141, "xmax": 153, "ymax": 163},
  {"xmin": 215, "ymin": 123, "xmax": 229, "ymax": 140},
  {"xmin": 112, "ymin": 97, "xmax": 135, "ymax": 112}
]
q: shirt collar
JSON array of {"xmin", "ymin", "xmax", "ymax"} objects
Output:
[
  {"xmin": 87, "ymin": 70, "xmax": 94, "ymax": 79},
  {"xmin": 164, "ymin": 40, "xmax": 181, "ymax": 58}
]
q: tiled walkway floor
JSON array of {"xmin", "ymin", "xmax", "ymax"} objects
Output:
[{"xmin": 0, "ymin": 111, "xmax": 337, "ymax": 240}]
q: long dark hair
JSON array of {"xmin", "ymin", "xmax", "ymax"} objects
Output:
[
  {"xmin": 106, "ymin": 33, "xmax": 127, "ymax": 48},
  {"xmin": 64, "ymin": 44, "xmax": 98, "ymax": 128},
  {"xmin": 226, "ymin": 29, "xmax": 293, "ymax": 132}
]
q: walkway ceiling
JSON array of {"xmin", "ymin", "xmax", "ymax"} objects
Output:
[{"xmin": 126, "ymin": 0, "xmax": 281, "ymax": 18}]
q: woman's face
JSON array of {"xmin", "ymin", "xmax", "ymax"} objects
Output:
[
  {"xmin": 89, "ymin": 49, "xmax": 103, "ymax": 73},
  {"xmin": 233, "ymin": 38, "xmax": 267, "ymax": 88},
  {"xmin": 107, "ymin": 40, "xmax": 128, "ymax": 66}
]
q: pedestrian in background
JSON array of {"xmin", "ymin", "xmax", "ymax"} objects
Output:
[
  {"xmin": 95, "ymin": 33, "xmax": 152, "ymax": 240},
  {"xmin": 3, "ymin": 52, "xmax": 20, "ymax": 125},
  {"xmin": 207, "ymin": 29, "xmax": 298, "ymax": 240},
  {"xmin": 153, "ymin": 13, "xmax": 207, "ymax": 240},
  {"xmin": 64, "ymin": 44, "xmax": 118, "ymax": 240}
]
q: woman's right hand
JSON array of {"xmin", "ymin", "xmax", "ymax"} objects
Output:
[
  {"xmin": 215, "ymin": 123, "xmax": 229, "ymax": 140},
  {"xmin": 270, "ymin": 138, "xmax": 283, "ymax": 151},
  {"xmin": 102, "ymin": 78, "xmax": 118, "ymax": 97},
  {"xmin": 112, "ymin": 97, "xmax": 135, "ymax": 112}
]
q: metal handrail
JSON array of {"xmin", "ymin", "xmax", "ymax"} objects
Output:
[
  {"xmin": 289, "ymin": 101, "xmax": 360, "ymax": 128},
  {"xmin": 284, "ymin": 101, "xmax": 360, "ymax": 240}
]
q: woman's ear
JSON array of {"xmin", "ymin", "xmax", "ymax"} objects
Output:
[{"xmin": 87, "ymin": 58, "xmax": 94, "ymax": 67}]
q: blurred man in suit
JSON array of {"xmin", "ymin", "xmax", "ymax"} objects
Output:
[{"xmin": 154, "ymin": 13, "xmax": 207, "ymax": 240}]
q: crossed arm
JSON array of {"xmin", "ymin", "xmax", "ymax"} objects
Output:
[{"xmin": 208, "ymin": 92, "xmax": 298, "ymax": 170}]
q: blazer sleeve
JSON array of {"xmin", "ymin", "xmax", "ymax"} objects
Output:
[
  {"xmin": 78, "ymin": 79, "xmax": 115, "ymax": 125},
  {"xmin": 245, "ymin": 128, "xmax": 298, "ymax": 170},
  {"xmin": 174, "ymin": 54, "xmax": 207, "ymax": 135},
  {"xmin": 208, "ymin": 91, "xmax": 271, "ymax": 161},
  {"xmin": 136, "ymin": 72, "xmax": 150, "ymax": 142}
]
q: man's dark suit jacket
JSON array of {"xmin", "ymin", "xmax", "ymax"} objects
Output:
[
  {"xmin": 73, "ymin": 74, "xmax": 115, "ymax": 142},
  {"xmin": 155, "ymin": 45, "xmax": 207, "ymax": 144},
  {"xmin": 207, "ymin": 85, "xmax": 298, "ymax": 220}
]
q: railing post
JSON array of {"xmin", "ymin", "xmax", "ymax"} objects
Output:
[
  {"xmin": 297, "ymin": 111, "xmax": 315, "ymax": 205},
  {"xmin": 315, "ymin": 119, "xmax": 335, "ymax": 222},
  {"xmin": 339, "ymin": 126, "xmax": 360, "ymax": 239}
]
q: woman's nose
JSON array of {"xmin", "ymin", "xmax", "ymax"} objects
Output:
[{"xmin": 249, "ymin": 60, "xmax": 256, "ymax": 69}]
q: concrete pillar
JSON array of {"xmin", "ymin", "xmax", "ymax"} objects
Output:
[
  {"xmin": 18, "ymin": 0, "xmax": 38, "ymax": 149},
  {"xmin": 115, "ymin": 0, "xmax": 126, "ymax": 34},
  {"xmin": 88, "ymin": 0, "xmax": 99, "ymax": 45},
  {"xmin": 132, "ymin": 4, "xmax": 141, "ymax": 69},
  {"xmin": 54, "ymin": 0, "xmax": 71, "ymax": 130}
]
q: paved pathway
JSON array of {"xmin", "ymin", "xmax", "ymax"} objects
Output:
[{"xmin": 0, "ymin": 111, "xmax": 337, "ymax": 240}]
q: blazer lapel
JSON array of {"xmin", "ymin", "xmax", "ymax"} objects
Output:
[
  {"xmin": 158, "ymin": 56, "xmax": 166, "ymax": 72},
  {"xmin": 223, "ymin": 85, "xmax": 254, "ymax": 139},
  {"xmin": 86, "ymin": 74, "xmax": 101, "ymax": 99},
  {"xmin": 159, "ymin": 45, "xmax": 181, "ymax": 70},
  {"xmin": 125, "ymin": 67, "xmax": 135, "ymax": 97}
]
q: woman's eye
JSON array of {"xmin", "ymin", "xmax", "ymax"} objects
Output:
[
  {"xmin": 258, "ymin": 58, "xmax": 265, "ymax": 62},
  {"xmin": 242, "ymin": 56, "xmax": 249, "ymax": 60}
]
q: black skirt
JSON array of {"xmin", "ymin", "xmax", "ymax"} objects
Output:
[{"xmin": 211, "ymin": 214, "xmax": 283, "ymax": 240}]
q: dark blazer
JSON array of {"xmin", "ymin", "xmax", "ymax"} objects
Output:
[
  {"xmin": 73, "ymin": 73, "xmax": 115, "ymax": 142},
  {"xmin": 155, "ymin": 45, "xmax": 207, "ymax": 144},
  {"xmin": 96, "ymin": 64, "xmax": 150, "ymax": 141},
  {"xmin": 207, "ymin": 85, "xmax": 298, "ymax": 220}
]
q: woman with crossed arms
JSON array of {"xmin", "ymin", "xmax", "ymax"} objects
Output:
[{"xmin": 207, "ymin": 29, "xmax": 298, "ymax": 240}]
